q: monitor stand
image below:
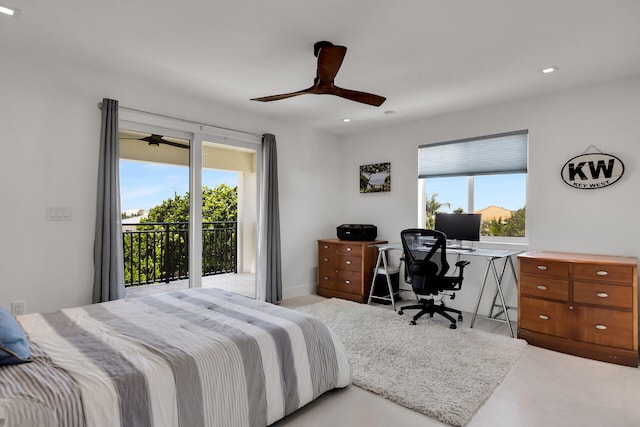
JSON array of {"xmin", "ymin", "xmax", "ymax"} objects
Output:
[{"xmin": 447, "ymin": 239, "xmax": 475, "ymax": 251}]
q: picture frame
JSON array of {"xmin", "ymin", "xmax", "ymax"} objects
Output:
[{"xmin": 360, "ymin": 162, "xmax": 391, "ymax": 193}]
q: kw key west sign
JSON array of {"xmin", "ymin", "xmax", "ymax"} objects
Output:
[{"xmin": 561, "ymin": 146, "xmax": 625, "ymax": 189}]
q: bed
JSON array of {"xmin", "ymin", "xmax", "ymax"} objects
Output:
[{"xmin": 0, "ymin": 288, "xmax": 351, "ymax": 427}]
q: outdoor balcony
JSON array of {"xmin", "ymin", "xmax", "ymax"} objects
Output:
[{"xmin": 123, "ymin": 221, "xmax": 256, "ymax": 299}]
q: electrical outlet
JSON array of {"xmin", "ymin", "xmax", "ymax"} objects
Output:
[{"xmin": 11, "ymin": 301, "xmax": 25, "ymax": 316}]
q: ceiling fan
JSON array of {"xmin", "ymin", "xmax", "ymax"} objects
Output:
[
  {"xmin": 251, "ymin": 41, "xmax": 386, "ymax": 107},
  {"xmin": 121, "ymin": 134, "xmax": 189, "ymax": 149}
]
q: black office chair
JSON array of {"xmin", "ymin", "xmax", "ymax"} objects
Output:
[{"xmin": 397, "ymin": 228, "xmax": 470, "ymax": 329}]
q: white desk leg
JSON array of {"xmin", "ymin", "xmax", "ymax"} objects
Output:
[
  {"xmin": 488, "ymin": 257, "xmax": 510, "ymax": 319},
  {"xmin": 470, "ymin": 257, "xmax": 492, "ymax": 329},
  {"xmin": 367, "ymin": 250, "xmax": 383, "ymax": 305},
  {"xmin": 381, "ymin": 250, "xmax": 396, "ymax": 311},
  {"xmin": 489, "ymin": 259, "xmax": 514, "ymax": 338}
]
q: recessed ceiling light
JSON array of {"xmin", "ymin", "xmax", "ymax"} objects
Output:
[
  {"xmin": 342, "ymin": 118, "xmax": 351, "ymax": 123},
  {"xmin": 540, "ymin": 66, "xmax": 559, "ymax": 74},
  {"xmin": 0, "ymin": 4, "xmax": 17, "ymax": 16}
]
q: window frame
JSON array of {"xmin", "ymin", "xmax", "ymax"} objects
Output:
[{"xmin": 418, "ymin": 130, "xmax": 529, "ymax": 245}]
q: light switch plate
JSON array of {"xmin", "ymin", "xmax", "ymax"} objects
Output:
[{"xmin": 46, "ymin": 206, "xmax": 72, "ymax": 221}]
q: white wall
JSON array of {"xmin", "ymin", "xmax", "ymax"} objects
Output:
[
  {"xmin": 339, "ymin": 74, "xmax": 640, "ymax": 315},
  {"xmin": 0, "ymin": 51, "xmax": 341, "ymax": 313}
]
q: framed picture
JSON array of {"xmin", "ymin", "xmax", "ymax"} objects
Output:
[{"xmin": 360, "ymin": 162, "xmax": 391, "ymax": 193}]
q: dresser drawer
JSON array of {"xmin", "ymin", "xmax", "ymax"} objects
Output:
[
  {"xmin": 335, "ymin": 270, "xmax": 362, "ymax": 295},
  {"xmin": 336, "ymin": 243, "xmax": 363, "ymax": 256},
  {"xmin": 574, "ymin": 306, "xmax": 635, "ymax": 350},
  {"xmin": 336, "ymin": 254, "xmax": 362, "ymax": 272},
  {"xmin": 574, "ymin": 263, "xmax": 634, "ymax": 284},
  {"xmin": 519, "ymin": 258, "xmax": 570, "ymax": 278},
  {"xmin": 573, "ymin": 281, "xmax": 633, "ymax": 309},
  {"xmin": 519, "ymin": 297, "xmax": 571, "ymax": 338},
  {"xmin": 318, "ymin": 242, "xmax": 336, "ymax": 253},
  {"xmin": 318, "ymin": 252, "xmax": 337, "ymax": 269},
  {"xmin": 520, "ymin": 274, "xmax": 569, "ymax": 301},
  {"xmin": 318, "ymin": 268, "xmax": 338, "ymax": 290}
]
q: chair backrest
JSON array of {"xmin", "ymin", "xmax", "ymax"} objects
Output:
[{"xmin": 400, "ymin": 228, "xmax": 450, "ymax": 287}]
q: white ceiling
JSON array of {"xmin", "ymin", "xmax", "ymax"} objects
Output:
[{"xmin": 3, "ymin": 0, "xmax": 640, "ymax": 136}]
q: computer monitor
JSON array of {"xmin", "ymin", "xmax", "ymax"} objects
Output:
[{"xmin": 434, "ymin": 213, "xmax": 481, "ymax": 247}]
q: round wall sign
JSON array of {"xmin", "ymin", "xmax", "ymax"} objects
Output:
[{"xmin": 561, "ymin": 152, "xmax": 624, "ymax": 189}]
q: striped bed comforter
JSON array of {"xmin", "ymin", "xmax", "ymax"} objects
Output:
[{"xmin": 0, "ymin": 288, "xmax": 351, "ymax": 427}]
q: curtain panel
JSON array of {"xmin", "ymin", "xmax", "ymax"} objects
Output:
[
  {"xmin": 93, "ymin": 98, "xmax": 125, "ymax": 303},
  {"xmin": 257, "ymin": 133, "xmax": 282, "ymax": 303}
]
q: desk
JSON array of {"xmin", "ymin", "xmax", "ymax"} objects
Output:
[{"xmin": 367, "ymin": 243, "xmax": 520, "ymax": 337}]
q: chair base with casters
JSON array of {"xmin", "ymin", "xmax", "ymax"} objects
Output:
[{"xmin": 398, "ymin": 295, "xmax": 464, "ymax": 329}]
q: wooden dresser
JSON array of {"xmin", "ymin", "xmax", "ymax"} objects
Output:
[
  {"xmin": 317, "ymin": 239, "xmax": 386, "ymax": 303},
  {"xmin": 518, "ymin": 251, "xmax": 638, "ymax": 367}
]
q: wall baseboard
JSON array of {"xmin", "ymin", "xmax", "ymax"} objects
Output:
[{"xmin": 283, "ymin": 282, "xmax": 316, "ymax": 300}]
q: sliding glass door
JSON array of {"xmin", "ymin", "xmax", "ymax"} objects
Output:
[{"xmin": 118, "ymin": 121, "xmax": 258, "ymax": 298}]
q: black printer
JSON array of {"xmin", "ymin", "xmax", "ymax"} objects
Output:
[{"xmin": 336, "ymin": 224, "xmax": 377, "ymax": 241}]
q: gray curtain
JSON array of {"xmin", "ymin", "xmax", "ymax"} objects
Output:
[
  {"xmin": 257, "ymin": 133, "xmax": 282, "ymax": 303},
  {"xmin": 93, "ymin": 98, "xmax": 125, "ymax": 303}
]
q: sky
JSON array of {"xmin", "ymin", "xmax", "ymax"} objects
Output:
[
  {"xmin": 425, "ymin": 174, "xmax": 526, "ymax": 212},
  {"xmin": 119, "ymin": 160, "xmax": 238, "ymax": 213}
]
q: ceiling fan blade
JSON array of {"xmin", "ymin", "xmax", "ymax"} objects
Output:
[
  {"xmin": 159, "ymin": 140, "xmax": 190, "ymax": 149},
  {"xmin": 331, "ymin": 86, "xmax": 387, "ymax": 107},
  {"xmin": 126, "ymin": 134, "xmax": 190, "ymax": 149},
  {"xmin": 316, "ymin": 44, "xmax": 347, "ymax": 86},
  {"xmin": 251, "ymin": 87, "xmax": 314, "ymax": 102}
]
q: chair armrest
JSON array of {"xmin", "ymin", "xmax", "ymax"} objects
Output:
[{"xmin": 455, "ymin": 260, "xmax": 470, "ymax": 268}]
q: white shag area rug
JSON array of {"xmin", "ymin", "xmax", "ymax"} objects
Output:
[{"xmin": 297, "ymin": 298, "xmax": 527, "ymax": 427}]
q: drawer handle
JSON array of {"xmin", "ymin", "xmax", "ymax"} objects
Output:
[
  {"xmin": 323, "ymin": 258, "xmax": 329, "ymax": 262},
  {"xmin": 346, "ymin": 247, "xmax": 352, "ymax": 251},
  {"xmin": 346, "ymin": 260, "xmax": 352, "ymax": 265},
  {"xmin": 596, "ymin": 270, "xmax": 608, "ymax": 276},
  {"xmin": 323, "ymin": 276, "xmax": 329, "ymax": 280},
  {"xmin": 537, "ymin": 285, "xmax": 548, "ymax": 291},
  {"xmin": 345, "ymin": 280, "xmax": 351, "ymax": 285},
  {"xmin": 323, "ymin": 245, "xmax": 329, "ymax": 249},
  {"xmin": 538, "ymin": 314, "xmax": 549, "ymax": 320},
  {"xmin": 596, "ymin": 292, "xmax": 609, "ymax": 298},
  {"xmin": 537, "ymin": 265, "xmax": 548, "ymax": 271},
  {"xmin": 595, "ymin": 324, "xmax": 607, "ymax": 330}
]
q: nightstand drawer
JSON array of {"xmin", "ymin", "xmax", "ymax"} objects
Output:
[
  {"xmin": 573, "ymin": 281, "xmax": 633, "ymax": 309},
  {"xmin": 574, "ymin": 263, "xmax": 634, "ymax": 284},
  {"xmin": 520, "ymin": 274, "xmax": 569, "ymax": 301},
  {"xmin": 519, "ymin": 258, "xmax": 570, "ymax": 278}
]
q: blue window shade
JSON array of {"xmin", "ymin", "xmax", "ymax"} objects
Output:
[{"xmin": 418, "ymin": 130, "xmax": 528, "ymax": 178}]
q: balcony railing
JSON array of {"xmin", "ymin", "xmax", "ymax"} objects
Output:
[{"xmin": 123, "ymin": 221, "xmax": 237, "ymax": 287}]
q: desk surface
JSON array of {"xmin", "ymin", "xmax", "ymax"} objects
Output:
[{"xmin": 369, "ymin": 242, "xmax": 520, "ymax": 258}]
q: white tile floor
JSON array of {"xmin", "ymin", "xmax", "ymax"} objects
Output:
[{"xmin": 276, "ymin": 295, "xmax": 640, "ymax": 427}]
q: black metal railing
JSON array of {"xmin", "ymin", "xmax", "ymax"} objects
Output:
[{"xmin": 123, "ymin": 221, "xmax": 237, "ymax": 287}]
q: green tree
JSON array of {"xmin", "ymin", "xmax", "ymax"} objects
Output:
[
  {"xmin": 425, "ymin": 193, "xmax": 451, "ymax": 228},
  {"xmin": 503, "ymin": 207, "xmax": 526, "ymax": 237},
  {"xmin": 480, "ymin": 207, "xmax": 526, "ymax": 237},
  {"xmin": 124, "ymin": 184, "xmax": 238, "ymax": 286}
]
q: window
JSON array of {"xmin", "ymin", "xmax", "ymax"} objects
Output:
[{"xmin": 418, "ymin": 130, "xmax": 528, "ymax": 240}]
